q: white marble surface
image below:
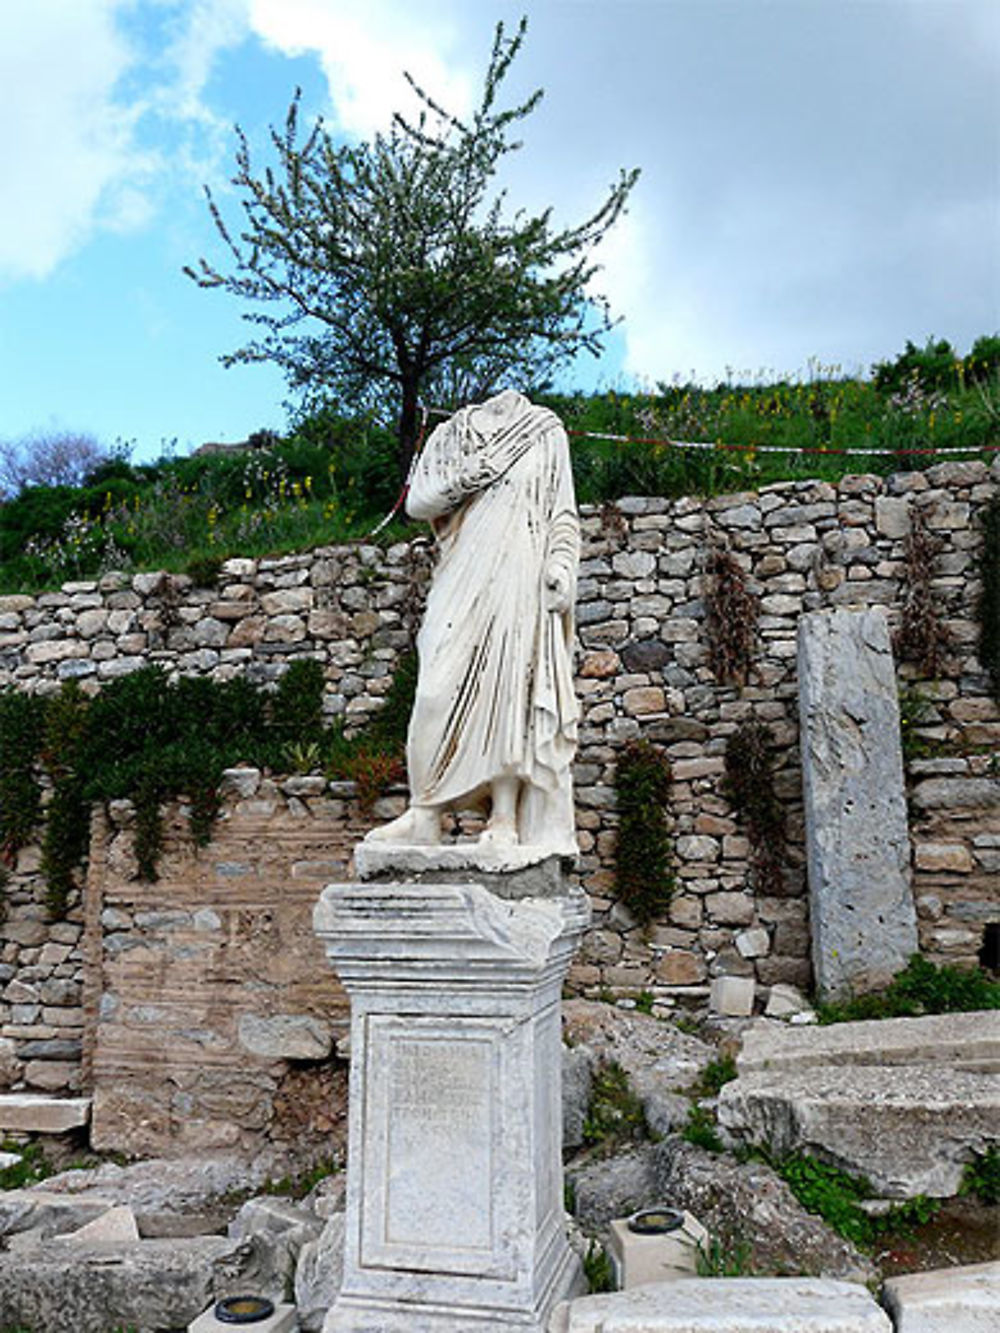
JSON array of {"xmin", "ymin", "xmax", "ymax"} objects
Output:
[
  {"xmin": 798, "ymin": 607, "xmax": 917, "ymax": 999},
  {"xmin": 365, "ymin": 390, "xmax": 580, "ymax": 857},
  {"xmin": 355, "ymin": 840, "xmax": 575, "ymax": 881},
  {"xmin": 550, "ymin": 1277, "xmax": 892, "ymax": 1332},
  {"xmin": 315, "ymin": 879, "xmax": 589, "ymax": 1332}
]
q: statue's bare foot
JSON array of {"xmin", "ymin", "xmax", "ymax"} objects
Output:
[
  {"xmin": 364, "ymin": 806, "xmax": 441, "ymax": 845},
  {"xmin": 478, "ymin": 818, "xmax": 518, "ymax": 849}
]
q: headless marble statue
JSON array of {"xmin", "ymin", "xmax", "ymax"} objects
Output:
[{"xmin": 365, "ymin": 389, "xmax": 580, "ymax": 855}]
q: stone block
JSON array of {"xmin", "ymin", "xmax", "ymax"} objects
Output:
[
  {"xmin": 709, "ymin": 976, "xmax": 755, "ymax": 1017},
  {"xmin": 735, "ymin": 927, "xmax": 770, "ymax": 958},
  {"xmin": 550, "ymin": 1277, "xmax": 891, "ymax": 1331},
  {"xmin": 67, "ymin": 1205, "xmax": 140, "ymax": 1245},
  {"xmin": 764, "ymin": 984, "xmax": 812, "ymax": 1018},
  {"xmin": 190, "ymin": 1303, "xmax": 297, "ymax": 1333},
  {"xmin": 607, "ymin": 1210, "xmax": 708, "ymax": 1288},
  {"xmin": 797, "ymin": 607, "xmax": 917, "ymax": 999},
  {"xmin": 737, "ymin": 1009, "xmax": 1000, "ymax": 1076},
  {"xmin": 718, "ymin": 1064, "xmax": 1000, "ymax": 1196},
  {"xmin": 914, "ymin": 842, "xmax": 974, "ymax": 873},
  {"xmin": 0, "ymin": 1094, "xmax": 90, "ymax": 1132},
  {"xmin": 237, "ymin": 1014, "xmax": 332, "ymax": 1061},
  {"xmin": 882, "ymin": 1260, "xmax": 1000, "ymax": 1332}
]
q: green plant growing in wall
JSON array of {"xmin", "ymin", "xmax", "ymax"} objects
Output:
[
  {"xmin": 704, "ymin": 540, "xmax": 758, "ymax": 686},
  {"xmin": 0, "ymin": 691, "xmax": 44, "ymax": 861},
  {"xmin": 723, "ymin": 721, "xmax": 787, "ymax": 895},
  {"xmin": 614, "ymin": 739, "xmax": 674, "ymax": 926}
]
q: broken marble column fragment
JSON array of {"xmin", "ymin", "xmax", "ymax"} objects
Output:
[{"xmin": 797, "ymin": 607, "xmax": 917, "ymax": 999}]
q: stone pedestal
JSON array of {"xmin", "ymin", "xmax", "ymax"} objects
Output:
[{"xmin": 313, "ymin": 863, "xmax": 589, "ymax": 1332}]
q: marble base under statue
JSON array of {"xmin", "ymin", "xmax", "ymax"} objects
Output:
[{"xmin": 313, "ymin": 850, "xmax": 588, "ymax": 1332}]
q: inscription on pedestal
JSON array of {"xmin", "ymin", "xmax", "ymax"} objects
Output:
[
  {"xmin": 387, "ymin": 1035, "xmax": 493, "ymax": 1250},
  {"xmin": 361, "ymin": 1015, "xmax": 512, "ymax": 1278}
]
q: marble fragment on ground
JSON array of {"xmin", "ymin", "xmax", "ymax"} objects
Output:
[
  {"xmin": 882, "ymin": 1261, "xmax": 1000, "ymax": 1332},
  {"xmin": 550, "ymin": 1276, "xmax": 892, "ymax": 1332},
  {"xmin": 797, "ymin": 606, "xmax": 918, "ymax": 998},
  {"xmin": 718, "ymin": 1062, "xmax": 1000, "ymax": 1196},
  {"xmin": 738, "ymin": 1009, "xmax": 1000, "ymax": 1075}
]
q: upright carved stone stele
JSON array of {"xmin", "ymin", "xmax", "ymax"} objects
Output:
[{"xmin": 798, "ymin": 607, "xmax": 918, "ymax": 999}]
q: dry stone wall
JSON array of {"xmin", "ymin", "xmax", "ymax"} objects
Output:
[{"xmin": 1, "ymin": 460, "xmax": 997, "ymax": 1087}]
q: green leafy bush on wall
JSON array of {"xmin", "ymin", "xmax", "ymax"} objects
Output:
[
  {"xmin": 0, "ymin": 655, "xmax": 415, "ymax": 908},
  {"xmin": 613, "ymin": 739, "xmax": 674, "ymax": 926}
]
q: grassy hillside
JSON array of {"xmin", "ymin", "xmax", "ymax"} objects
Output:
[{"xmin": 2, "ymin": 340, "xmax": 997, "ymax": 594}]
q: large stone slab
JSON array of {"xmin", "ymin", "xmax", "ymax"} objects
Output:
[
  {"xmin": 0, "ymin": 1093, "xmax": 90, "ymax": 1132},
  {"xmin": 797, "ymin": 607, "xmax": 917, "ymax": 999},
  {"xmin": 314, "ymin": 879, "xmax": 589, "ymax": 1332},
  {"xmin": 718, "ymin": 1063, "xmax": 1000, "ymax": 1196},
  {"xmin": 0, "ymin": 1235, "xmax": 264, "ymax": 1333},
  {"xmin": 550, "ymin": 1277, "xmax": 891, "ymax": 1331},
  {"xmin": 738, "ymin": 1010, "xmax": 1000, "ymax": 1076},
  {"xmin": 883, "ymin": 1261, "xmax": 1000, "ymax": 1332}
]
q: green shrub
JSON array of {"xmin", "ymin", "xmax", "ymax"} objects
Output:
[
  {"xmin": 583, "ymin": 1240, "xmax": 616, "ymax": 1292},
  {"xmin": 695, "ymin": 1054, "xmax": 738, "ymax": 1097},
  {"xmin": 582, "ymin": 1062, "xmax": 648, "ymax": 1150},
  {"xmin": 682, "ymin": 1104, "xmax": 723, "ymax": 1153},
  {"xmin": 614, "ymin": 740, "xmax": 673, "ymax": 926},
  {"xmin": 816, "ymin": 954, "xmax": 1000, "ymax": 1023},
  {"xmin": 962, "ymin": 1144, "xmax": 1000, "ymax": 1205},
  {"xmin": 0, "ymin": 691, "xmax": 45, "ymax": 857}
]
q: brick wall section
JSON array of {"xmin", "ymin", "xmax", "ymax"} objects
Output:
[
  {"xmin": 1, "ymin": 458, "xmax": 997, "ymax": 1087},
  {"xmin": 79, "ymin": 773, "xmax": 366, "ymax": 1155}
]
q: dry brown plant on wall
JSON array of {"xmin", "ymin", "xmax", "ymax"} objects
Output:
[
  {"xmin": 895, "ymin": 502, "xmax": 949, "ymax": 677},
  {"xmin": 704, "ymin": 538, "xmax": 759, "ymax": 686}
]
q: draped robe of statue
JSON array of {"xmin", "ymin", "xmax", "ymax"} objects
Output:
[{"xmin": 367, "ymin": 389, "xmax": 580, "ymax": 854}]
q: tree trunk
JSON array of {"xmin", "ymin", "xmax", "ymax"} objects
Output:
[{"xmin": 397, "ymin": 380, "xmax": 420, "ymax": 488}]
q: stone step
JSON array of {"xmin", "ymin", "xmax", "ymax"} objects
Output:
[
  {"xmin": 0, "ymin": 1094, "xmax": 91, "ymax": 1134},
  {"xmin": 738, "ymin": 1010, "xmax": 1000, "ymax": 1076},
  {"xmin": 718, "ymin": 1064, "xmax": 1000, "ymax": 1197},
  {"xmin": 883, "ymin": 1260, "xmax": 1000, "ymax": 1332},
  {"xmin": 551, "ymin": 1277, "xmax": 891, "ymax": 1331}
]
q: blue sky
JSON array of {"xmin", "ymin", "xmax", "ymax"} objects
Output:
[{"xmin": 1, "ymin": 0, "xmax": 997, "ymax": 464}]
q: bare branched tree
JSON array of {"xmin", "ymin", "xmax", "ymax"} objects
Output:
[{"xmin": 0, "ymin": 432, "xmax": 108, "ymax": 499}]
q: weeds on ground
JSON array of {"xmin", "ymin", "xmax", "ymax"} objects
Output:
[
  {"xmin": 961, "ymin": 1144, "xmax": 1000, "ymax": 1205},
  {"xmin": 0, "ymin": 1141, "xmax": 52, "ymax": 1190},
  {"xmin": 692, "ymin": 1054, "xmax": 738, "ymax": 1098},
  {"xmin": 772, "ymin": 1152, "xmax": 940, "ymax": 1250},
  {"xmin": 582, "ymin": 1062, "xmax": 648, "ymax": 1151},
  {"xmin": 815, "ymin": 954, "xmax": 1000, "ymax": 1024},
  {"xmin": 260, "ymin": 1157, "xmax": 340, "ymax": 1199},
  {"xmin": 583, "ymin": 1240, "xmax": 616, "ymax": 1293},
  {"xmin": 681, "ymin": 1104, "xmax": 724, "ymax": 1154},
  {"xmin": 696, "ymin": 1234, "xmax": 754, "ymax": 1276}
]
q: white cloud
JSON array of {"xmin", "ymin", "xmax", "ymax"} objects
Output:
[
  {"xmin": 0, "ymin": 0, "xmax": 148, "ymax": 282},
  {"xmin": 246, "ymin": 0, "xmax": 474, "ymax": 139}
]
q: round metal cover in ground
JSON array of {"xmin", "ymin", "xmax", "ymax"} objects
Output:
[
  {"xmin": 627, "ymin": 1206, "xmax": 686, "ymax": 1234},
  {"xmin": 213, "ymin": 1296, "xmax": 276, "ymax": 1324}
]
